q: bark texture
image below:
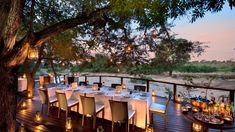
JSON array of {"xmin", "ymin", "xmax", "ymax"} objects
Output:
[{"xmin": 0, "ymin": 0, "xmax": 25, "ymax": 131}]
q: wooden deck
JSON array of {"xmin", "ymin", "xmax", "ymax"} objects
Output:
[{"xmin": 16, "ymin": 90, "xmax": 235, "ymax": 132}]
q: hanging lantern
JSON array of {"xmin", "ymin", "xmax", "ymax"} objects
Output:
[
  {"xmin": 28, "ymin": 47, "xmax": 39, "ymax": 60},
  {"xmin": 34, "ymin": 111, "xmax": 42, "ymax": 124},
  {"xmin": 66, "ymin": 117, "xmax": 72, "ymax": 131}
]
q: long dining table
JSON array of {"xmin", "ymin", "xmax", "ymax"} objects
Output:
[{"xmin": 47, "ymin": 85, "xmax": 152, "ymax": 129}]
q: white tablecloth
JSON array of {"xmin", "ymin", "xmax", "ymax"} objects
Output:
[
  {"xmin": 18, "ymin": 78, "xmax": 27, "ymax": 92},
  {"xmin": 47, "ymin": 86, "xmax": 151, "ymax": 129}
]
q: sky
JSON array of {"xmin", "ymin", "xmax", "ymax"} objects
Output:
[{"xmin": 172, "ymin": 5, "xmax": 235, "ymax": 61}]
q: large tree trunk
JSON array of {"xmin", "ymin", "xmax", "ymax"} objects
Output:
[
  {"xmin": 24, "ymin": 59, "xmax": 35, "ymax": 97},
  {"xmin": 0, "ymin": 65, "xmax": 18, "ymax": 131},
  {"xmin": 0, "ymin": 0, "xmax": 25, "ymax": 131}
]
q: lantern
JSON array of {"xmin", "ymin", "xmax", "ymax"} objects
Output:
[
  {"xmin": 19, "ymin": 123, "xmax": 26, "ymax": 132},
  {"xmin": 192, "ymin": 123, "xmax": 202, "ymax": 132},
  {"xmin": 23, "ymin": 74, "xmax": 26, "ymax": 78},
  {"xmin": 39, "ymin": 85, "xmax": 44, "ymax": 89},
  {"xmin": 115, "ymin": 86, "xmax": 122, "ymax": 94},
  {"xmin": 151, "ymin": 89, "xmax": 157, "ymax": 96},
  {"xmin": 66, "ymin": 117, "xmax": 72, "ymax": 131},
  {"xmin": 145, "ymin": 124, "xmax": 153, "ymax": 132},
  {"xmin": 21, "ymin": 101, "xmax": 27, "ymax": 109},
  {"xmin": 121, "ymin": 84, "xmax": 126, "ymax": 89},
  {"xmin": 34, "ymin": 111, "xmax": 42, "ymax": 124},
  {"xmin": 176, "ymin": 94, "xmax": 181, "ymax": 103},
  {"xmin": 92, "ymin": 84, "xmax": 98, "ymax": 91},
  {"xmin": 28, "ymin": 93, "xmax": 32, "ymax": 98},
  {"xmin": 28, "ymin": 47, "xmax": 39, "ymax": 60}
]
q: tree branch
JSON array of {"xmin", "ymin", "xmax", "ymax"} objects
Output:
[{"xmin": 33, "ymin": 6, "xmax": 111, "ymax": 46}]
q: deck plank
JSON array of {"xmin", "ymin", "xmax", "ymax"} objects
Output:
[{"xmin": 16, "ymin": 93, "xmax": 235, "ymax": 132}]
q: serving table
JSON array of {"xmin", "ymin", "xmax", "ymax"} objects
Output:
[
  {"xmin": 47, "ymin": 86, "xmax": 151, "ymax": 129},
  {"xmin": 182, "ymin": 108, "xmax": 235, "ymax": 132}
]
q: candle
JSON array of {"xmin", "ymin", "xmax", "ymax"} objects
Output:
[
  {"xmin": 21, "ymin": 101, "xmax": 27, "ymax": 109},
  {"xmin": 66, "ymin": 117, "xmax": 72, "ymax": 130},
  {"xmin": 192, "ymin": 123, "xmax": 202, "ymax": 132},
  {"xmin": 121, "ymin": 84, "xmax": 126, "ymax": 89},
  {"xmin": 34, "ymin": 111, "xmax": 42, "ymax": 124},
  {"xmin": 23, "ymin": 74, "xmax": 26, "ymax": 78},
  {"xmin": 145, "ymin": 124, "xmax": 153, "ymax": 132},
  {"xmin": 176, "ymin": 95, "xmax": 181, "ymax": 103},
  {"xmin": 151, "ymin": 90, "xmax": 156, "ymax": 96},
  {"xmin": 92, "ymin": 84, "xmax": 98, "ymax": 91}
]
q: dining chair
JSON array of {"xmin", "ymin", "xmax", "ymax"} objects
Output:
[
  {"xmin": 111, "ymin": 83, "xmax": 121, "ymax": 88},
  {"xmin": 56, "ymin": 91, "xmax": 79, "ymax": 118},
  {"xmin": 134, "ymin": 85, "xmax": 146, "ymax": 92},
  {"xmin": 149, "ymin": 94, "xmax": 172, "ymax": 129},
  {"xmin": 38, "ymin": 88, "xmax": 57, "ymax": 115},
  {"xmin": 109, "ymin": 100, "xmax": 135, "ymax": 132},
  {"xmin": 80, "ymin": 95, "xmax": 105, "ymax": 129},
  {"xmin": 79, "ymin": 81, "xmax": 88, "ymax": 86},
  {"xmin": 93, "ymin": 82, "xmax": 102, "ymax": 87}
]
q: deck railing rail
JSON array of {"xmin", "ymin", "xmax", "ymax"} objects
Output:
[{"xmin": 73, "ymin": 74, "xmax": 235, "ymax": 104}]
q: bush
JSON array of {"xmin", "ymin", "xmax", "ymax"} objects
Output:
[{"xmin": 177, "ymin": 64, "xmax": 218, "ymax": 73}]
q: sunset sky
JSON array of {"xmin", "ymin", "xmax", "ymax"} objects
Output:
[{"xmin": 172, "ymin": 5, "xmax": 235, "ymax": 61}]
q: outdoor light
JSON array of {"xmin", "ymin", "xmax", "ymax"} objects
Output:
[
  {"xmin": 66, "ymin": 117, "xmax": 72, "ymax": 131},
  {"xmin": 192, "ymin": 123, "xmax": 202, "ymax": 132},
  {"xmin": 176, "ymin": 94, "xmax": 181, "ymax": 103},
  {"xmin": 19, "ymin": 123, "xmax": 26, "ymax": 132},
  {"xmin": 151, "ymin": 89, "xmax": 156, "ymax": 96},
  {"xmin": 181, "ymin": 106, "xmax": 188, "ymax": 114},
  {"xmin": 28, "ymin": 47, "xmax": 39, "ymax": 60},
  {"xmin": 115, "ymin": 86, "xmax": 122, "ymax": 94},
  {"xmin": 121, "ymin": 84, "xmax": 126, "ymax": 89},
  {"xmin": 21, "ymin": 101, "xmax": 27, "ymax": 109},
  {"xmin": 92, "ymin": 84, "xmax": 98, "ymax": 91},
  {"xmin": 23, "ymin": 74, "xmax": 26, "ymax": 78},
  {"xmin": 34, "ymin": 111, "xmax": 42, "ymax": 124},
  {"xmin": 28, "ymin": 93, "xmax": 32, "ymax": 98},
  {"xmin": 192, "ymin": 107, "xmax": 199, "ymax": 113},
  {"xmin": 145, "ymin": 124, "xmax": 153, "ymax": 132}
]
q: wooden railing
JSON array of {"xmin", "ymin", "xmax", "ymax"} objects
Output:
[{"xmin": 76, "ymin": 75, "xmax": 235, "ymax": 104}]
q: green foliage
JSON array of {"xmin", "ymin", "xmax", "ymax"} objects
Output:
[
  {"xmin": 177, "ymin": 64, "xmax": 218, "ymax": 73},
  {"xmin": 151, "ymin": 38, "xmax": 204, "ymax": 75},
  {"xmin": 70, "ymin": 54, "xmax": 117, "ymax": 73},
  {"xmin": 231, "ymin": 66, "xmax": 235, "ymax": 72}
]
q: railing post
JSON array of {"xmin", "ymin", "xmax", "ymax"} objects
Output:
[
  {"xmin": 230, "ymin": 90, "xmax": 235, "ymax": 103},
  {"xmin": 147, "ymin": 80, "xmax": 150, "ymax": 92},
  {"xmin": 85, "ymin": 76, "xmax": 87, "ymax": 83},
  {"xmin": 99, "ymin": 76, "xmax": 102, "ymax": 83},
  {"xmin": 173, "ymin": 84, "xmax": 177, "ymax": 103},
  {"xmin": 121, "ymin": 77, "xmax": 123, "ymax": 84}
]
